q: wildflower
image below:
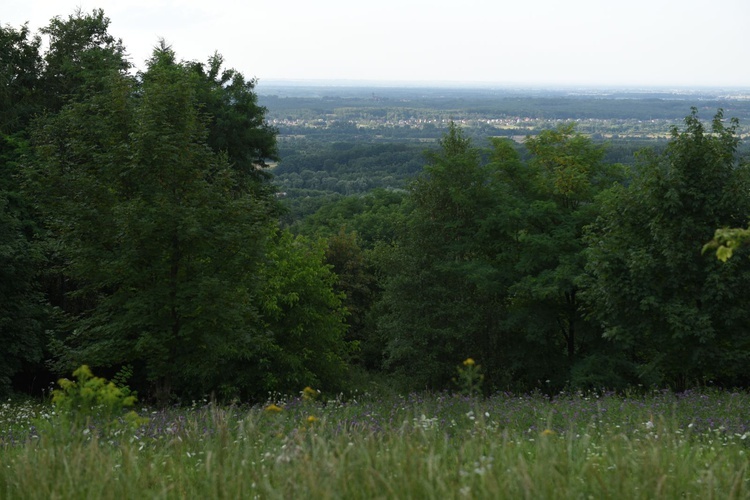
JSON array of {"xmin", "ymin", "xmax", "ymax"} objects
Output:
[
  {"xmin": 541, "ymin": 429, "xmax": 556, "ymax": 436},
  {"xmin": 307, "ymin": 415, "xmax": 319, "ymax": 423},
  {"xmin": 302, "ymin": 387, "xmax": 319, "ymax": 401},
  {"xmin": 463, "ymin": 358, "xmax": 475, "ymax": 367},
  {"xmin": 264, "ymin": 404, "xmax": 283, "ymax": 413}
]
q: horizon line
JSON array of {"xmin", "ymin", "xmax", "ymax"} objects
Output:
[{"xmin": 256, "ymin": 78, "xmax": 750, "ymax": 91}]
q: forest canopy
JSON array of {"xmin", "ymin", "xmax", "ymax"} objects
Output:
[
  {"xmin": 1, "ymin": 10, "xmax": 347, "ymax": 401},
  {"xmin": 2, "ymin": 9, "xmax": 750, "ymax": 401}
]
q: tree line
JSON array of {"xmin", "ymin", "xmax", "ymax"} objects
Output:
[
  {"xmin": 2, "ymin": 9, "xmax": 749, "ymax": 402},
  {"xmin": 1, "ymin": 10, "xmax": 349, "ymax": 402},
  {"xmin": 306, "ymin": 115, "xmax": 750, "ymax": 392}
]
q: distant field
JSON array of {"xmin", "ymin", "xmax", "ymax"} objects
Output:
[
  {"xmin": 259, "ymin": 84, "xmax": 750, "ymax": 204},
  {"xmin": 2, "ymin": 390, "xmax": 749, "ymax": 498},
  {"xmin": 258, "ymin": 84, "xmax": 750, "ymax": 141}
]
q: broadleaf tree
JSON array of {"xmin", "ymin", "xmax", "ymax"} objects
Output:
[
  {"xmin": 498, "ymin": 125, "xmax": 631, "ymax": 389},
  {"xmin": 377, "ymin": 124, "xmax": 515, "ymax": 389},
  {"xmin": 28, "ymin": 43, "xmax": 279, "ymax": 401},
  {"xmin": 583, "ymin": 109, "xmax": 750, "ymax": 387},
  {"xmin": 0, "ymin": 22, "xmax": 48, "ymax": 394}
]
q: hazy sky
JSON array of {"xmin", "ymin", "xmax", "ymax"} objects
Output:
[{"xmin": 4, "ymin": 0, "xmax": 750, "ymax": 88}]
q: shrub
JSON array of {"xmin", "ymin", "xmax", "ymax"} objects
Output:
[{"xmin": 51, "ymin": 365, "xmax": 143, "ymax": 430}]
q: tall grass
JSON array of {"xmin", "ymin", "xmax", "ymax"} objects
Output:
[{"xmin": 1, "ymin": 390, "xmax": 748, "ymax": 498}]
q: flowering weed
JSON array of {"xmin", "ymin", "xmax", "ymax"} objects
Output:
[{"xmin": 0, "ymin": 388, "xmax": 748, "ymax": 498}]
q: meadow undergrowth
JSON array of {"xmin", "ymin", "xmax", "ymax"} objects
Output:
[{"xmin": 1, "ymin": 389, "xmax": 749, "ymax": 499}]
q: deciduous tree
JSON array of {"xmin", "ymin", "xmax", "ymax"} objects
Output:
[
  {"xmin": 30, "ymin": 45, "xmax": 274, "ymax": 400},
  {"xmin": 377, "ymin": 124, "xmax": 513, "ymax": 389},
  {"xmin": 500, "ymin": 125, "xmax": 629, "ymax": 388},
  {"xmin": 584, "ymin": 109, "xmax": 750, "ymax": 387}
]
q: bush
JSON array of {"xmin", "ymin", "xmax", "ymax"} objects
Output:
[{"xmin": 51, "ymin": 365, "xmax": 143, "ymax": 430}]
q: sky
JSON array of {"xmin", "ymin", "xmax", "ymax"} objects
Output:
[{"xmin": 4, "ymin": 0, "xmax": 750, "ymax": 88}]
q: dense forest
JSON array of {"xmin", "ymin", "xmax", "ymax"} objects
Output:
[
  {"xmin": 259, "ymin": 84, "xmax": 750, "ymax": 221},
  {"xmin": 2, "ymin": 10, "xmax": 750, "ymax": 403}
]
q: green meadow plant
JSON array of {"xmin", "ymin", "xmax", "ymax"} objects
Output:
[
  {"xmin": 1, "ymin": 389, "xmax": 749, "ymax": 498},
  {"xmin": 50, "ymin": 365, "xmax": 146, "ymax": 432},
  {"xmin": 454, "ymin": 357, "xmax": 484, "ymax": 396}
]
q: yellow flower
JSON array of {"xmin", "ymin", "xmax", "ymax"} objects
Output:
[
  {"xmin": 463, "ymin": 358, "xmax": 476, "ymax": 367},
  {"xmin": 541, "ymin": 429, "xmax": 556, "ymax": 436},
  {"xmin": 302, "ymin": 386, "xmax": 319, "ymax": 401},
  {"xmin": 264, "ymin": 404, "xmax": 283, "ymax": 413},
  {"xmin": 307, "ymin": 415, "xmax": 319, "ymax": 423}
]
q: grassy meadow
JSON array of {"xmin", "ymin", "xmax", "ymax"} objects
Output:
[{"xmin": 1, "ymin": 388, "xmax": 749, "ymax": 499}]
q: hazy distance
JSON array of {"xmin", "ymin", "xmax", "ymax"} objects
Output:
[{"xmin": 5, "ymin": 0, "xmax": 750, "ymax": 89}]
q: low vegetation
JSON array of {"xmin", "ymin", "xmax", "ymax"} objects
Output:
[{"xmin": 2, "ymin": 375, "xmax": 749, "ymax": 498}]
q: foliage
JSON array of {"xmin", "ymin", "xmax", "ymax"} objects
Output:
[
  {"xmin": 584, "ymin": 109, "xmax": 750, "ymax": 387},
  {"xmin": 187, "ymin": 52, "xmax": 279, "ymax": 202},
  {"xmin": 38, "ymin": 8, "xmax": 130, "ymax": 110},
  {"xmin": 248, "ymin": 230, "xmax": 350, "ymax": 397},
  {"xmin": 27, "ymin": 44, "xmax": 278, "ymax": 401},
  {"xmin": 496, "ymin": 125, "xmax": 629, "ymax": 389},
  {"xmin": 323, "ymin": 229, "xmax": 378, "ymax": 364},
  {"xmin": 704, "ymin": 225, "xmax": 750, "ymax": 261},
  {"xmin": 274, "ymin": 141, "xmax": 428, "ymax": 199},
  {"xmin": 375, "ymin": 123, "xmax": 629, "ymax": 391},
  {"xmin": 0, "ymin": 23, "xmax": 42, "ymax": 134},
  {"xmin": 0, "ymin": 191, "xmax": 47, "ymax": 394},
  {"xmin": 0, "ymin": 23, "xmax": 49, "ymax": 394},
  {"xmin": 0, "ymin": 10, "xmax": 359, "ymax": 403},
  {"xmin": 290, "ymin": 188, "xmax": 412, "ymax": 247},
  {"xmin": 9, "ymin": 8, "xmax": 750, "ymax": 401},
  {"xmin": 51, "ymin": 365, "xmax": 138, "ymax": 425},
  {"xmin": 377, "ymin": 124, "xmax": 512, "ymax": 389}
]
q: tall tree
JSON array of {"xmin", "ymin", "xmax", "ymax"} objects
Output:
[
  {"xmin": 0, "ymin": 23, "xmax": 42, "ymax": 136},
  {"xmin": 39, "ymin": 8, "xmax": 129, "ymax": 110},
  {"xmin": 584, "ymin": 109, "xmax": 750, "ymax": 387},
  {"xmin": 29, "ymin": 45, "xmax": 275, "ymax": 400},
  {"xmin": 188, "ymin": 54, "xmax": 278, "ymax": 186},
  {"xmin": 377, "ymin": 124, "xmax": 513, "ymax": 389},
  {"xmin": 499, "ymin": 125, "xmax": 629, "ymax": 388},
  {"xmin": 324, "ymin": 228, "xmax": 378, "ymax": 364},
  {"xmin": 0, "ymin": 190, "xmax": 47, "ymax": 394},
  {"xmin": 0, "ymin": 23, "xmax": 48, "ymax": 394}
]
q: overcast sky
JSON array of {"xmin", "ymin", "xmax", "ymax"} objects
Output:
[{"xmin": 4, "ymin": 0, "xmax": 750, "ymax": 88}]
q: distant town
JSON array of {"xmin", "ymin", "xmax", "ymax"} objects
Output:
[{"xmin": 258, "ymin": 83, "xmax": 750, "ymax": 141}]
